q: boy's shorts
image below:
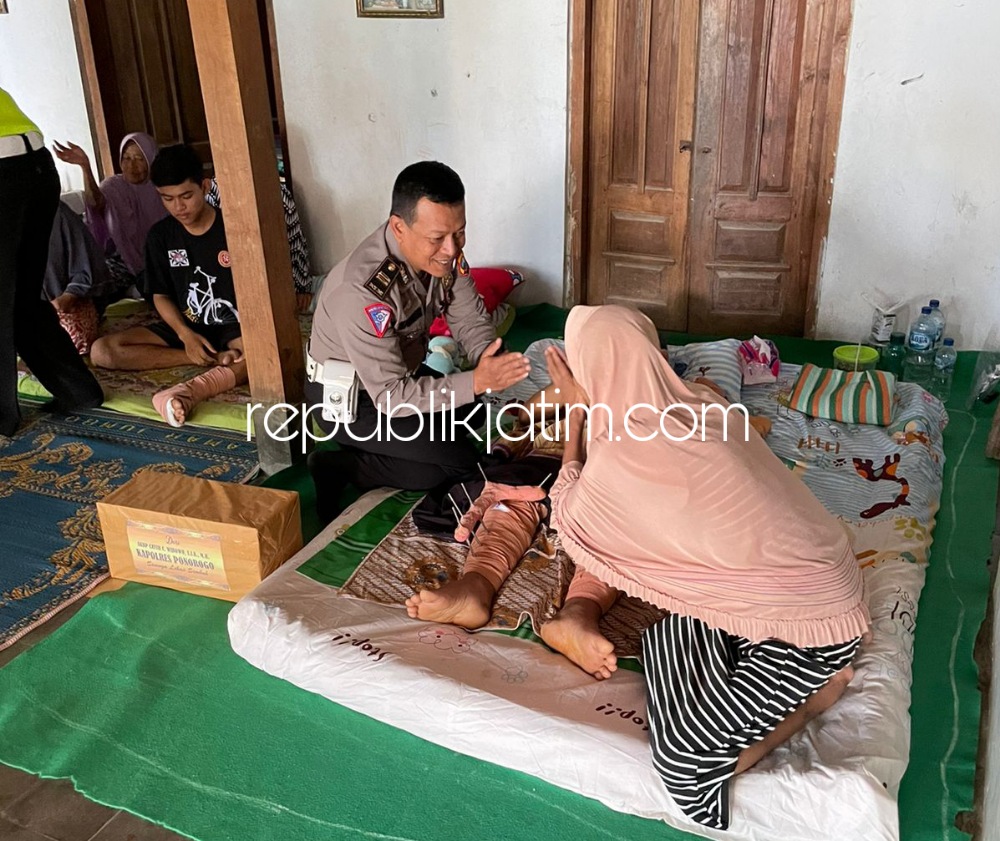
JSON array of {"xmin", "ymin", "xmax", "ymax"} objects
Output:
[{"xmin": 146, "ymin": 320, "xmax": 242, "ymax": 351}]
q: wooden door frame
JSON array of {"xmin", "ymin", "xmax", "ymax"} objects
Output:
[
  {"xmin": 67, "ymin": 0, "xmax": 292, "ymax": 185},
  {"xmin": 564, "ymin": 0, "xmax": 854, "ymax": 338}
]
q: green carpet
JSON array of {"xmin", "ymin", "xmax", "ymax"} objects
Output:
[{"xmin": 0, "ymin": 303, "xmax": 994, "ymax": 841}]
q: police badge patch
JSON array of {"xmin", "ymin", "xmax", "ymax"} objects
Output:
[
  {"xmin": 457, "ymin": 251, "xmax": 470, "ymax": 277},
  {"xmin": 364, "ymin": 303, "xmax": 394, "ymax": 338}
]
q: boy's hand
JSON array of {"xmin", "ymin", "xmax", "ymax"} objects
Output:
[
  {"xmin": 181, "ymin": 332, "xmax": 218, "ymax": 366},
  {"xmin": 749, "ymin": 415, "xmax": 772, "ymax": 437}
]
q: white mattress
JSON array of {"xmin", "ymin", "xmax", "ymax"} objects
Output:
[{"xmin": 229, "ymin": 490, "xmax": 917, "ymax": 841}]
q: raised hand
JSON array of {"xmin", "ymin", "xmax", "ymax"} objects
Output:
[
  {"xmin": 544, "ymin": 345, "xmax": 587, "ymax": 407},
  {"xmin": 472, "ymin": 338, "xmax": 531, "ymax": 395},
  {"xmin": 52, "ymin": 140, "xmax": 90, "ymax": 168}
]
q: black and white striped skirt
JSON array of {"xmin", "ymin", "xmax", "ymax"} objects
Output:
[{"xmin": 641, "ymin": 613, "xmax": 861, "ymax": 830}]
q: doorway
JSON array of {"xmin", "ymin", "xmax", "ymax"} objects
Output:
[
  {"xmin": 568, "ymin": 0, "xmax": 852, "ymax": 336},
  {"xmin": 68, "ymin": 0, "xmax": 290, "ymax": 184}
]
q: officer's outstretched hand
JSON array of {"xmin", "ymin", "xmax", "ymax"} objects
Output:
[{"xmin": 472, "ymin": 338, "xmax": 532, "ymax": 395}]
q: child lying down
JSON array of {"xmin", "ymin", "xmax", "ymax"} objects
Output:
[
  {"xmin": 405, "ymin": 366, "xmax": 772, "ymax": 681},
  {"xmin": 405, "ymin": 477, "xmax": 622, "ymax": 680}
]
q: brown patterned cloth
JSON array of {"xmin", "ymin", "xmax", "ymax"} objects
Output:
[{"xmin": 340, "ymin": 510, "xmax": 666, "ymax": 658}]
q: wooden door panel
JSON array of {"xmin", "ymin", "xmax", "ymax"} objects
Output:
[
  {"xmin": 689, "ymin": 0, "xmax": 841, "ymax": 336},
  {"xmin": 585, "ymin": 0, "xmax": 698, "ymax": 331},
  {"xmin": 85, "ymin": 0, "xmax": 212, "ymax": 165}
]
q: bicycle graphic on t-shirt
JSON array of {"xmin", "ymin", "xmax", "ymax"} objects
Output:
[{"xmin": 185, "ymin": 267, "xmax": 239, "ymax": 325}]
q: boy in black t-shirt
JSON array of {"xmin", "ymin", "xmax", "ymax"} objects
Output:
[{"xmin": 90, "ymin": 145, "xmax": 247, "ymax": 427}]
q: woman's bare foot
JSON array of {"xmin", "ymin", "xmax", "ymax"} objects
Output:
[
  {"xmin": 539, "ymin": 598, "xmax": 618, "ymax": 680},
  {"xmin": 405, "ymin": 572, "xmax": 495, "ymax": 629},
  {"xmin": 735, "ymin": 664, "xmax": 855, "ymax": 774}
]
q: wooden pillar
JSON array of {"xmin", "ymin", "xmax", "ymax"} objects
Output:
[{"xmin": 186, "ymin": 0, "xmax": 304, "ymax": 474}]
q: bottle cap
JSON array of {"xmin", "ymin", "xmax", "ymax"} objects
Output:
[
  {"xmin": 921, "ymin": 307, "xmax": 932, "ymax": 314},
  {"xmin": 943, "ymin": 338, "xmax": 954, "ymax": 346},
  {"xmin": 929, "ymin": 299, "xmax": 940, "ymax": 308},
  {"xmin": 890, "ymin": 332, "xmax": 905, "ymax": 343}
]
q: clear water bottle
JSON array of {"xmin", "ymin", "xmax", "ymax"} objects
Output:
[
  {"xmin": 903, "ymin": 307, "xmax": 935, "ymax": 387},
  {"xmin": 927, "ymin": 299, "xmax": 946, "ymax": 347},
  {"xmin": 930, "ymin": 338, "xmax": 957, "ymax": 402},
  {"xmin": 879, "ymin": 331, "xmax": 907, "ymax": 378}
]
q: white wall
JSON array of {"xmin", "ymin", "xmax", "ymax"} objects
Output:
[
  {"xmin": 5, "ymin": 0, "xmax": 998, "ymax": 337},
  {"xmin": 816, "ymin": 0, "xmax": 1000, "ymax": 349},
  {"xmin": 0, "ymin": 0, "xmax": 96, "ymax": 193},
  {"xmin": 270, "ymin": 0, "xmax": 569, "ymax": 304}
]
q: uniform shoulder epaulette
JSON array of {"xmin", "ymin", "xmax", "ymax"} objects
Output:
[{"xmin": 364, "ymin": 256, "xmax": 403, "ymax": 300}]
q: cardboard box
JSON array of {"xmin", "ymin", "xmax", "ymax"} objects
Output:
[{"xmin": 97, "ymin": 472, "xmax": 302, "ymax": 602}]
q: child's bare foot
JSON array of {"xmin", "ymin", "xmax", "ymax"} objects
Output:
[
  {"xmin": 405, "ymin": 572, "xmax": 495, "ymax": 629},
  {"xmin": 216, "ymin": 348, "xmax": 243, "ymax": 366},
  {"xmin": 539, "ymin": 598, "xmax": 618, "ymax": 680}
]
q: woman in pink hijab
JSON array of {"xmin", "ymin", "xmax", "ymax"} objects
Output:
[
  {"xmin": 545, "ymin": 304, "xmax": 869, "ymax": 831},
  {"xmin": 53, "ymin": 132, "xmax": 167, "ymax": 290}
]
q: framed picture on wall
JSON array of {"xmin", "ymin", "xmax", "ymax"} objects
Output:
[{"xmin": 356, "ymin": 0, "xmax": 443, "ymax": 18}]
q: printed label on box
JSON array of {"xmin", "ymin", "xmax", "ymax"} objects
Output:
[{"xmin": 126, "ymin": 520, "xmax": 230, "ymax": 591}]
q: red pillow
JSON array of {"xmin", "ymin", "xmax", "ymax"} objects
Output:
[{"xmin": 430, "ymin": 267, "xmax": 523, "ymax": 337}]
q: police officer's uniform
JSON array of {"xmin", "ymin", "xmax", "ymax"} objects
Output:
[{"xmin": 307, "ymin": 222, "xmax": 496, "ymax": 490}]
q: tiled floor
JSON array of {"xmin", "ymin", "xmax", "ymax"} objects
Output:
[{"xmin": 0, "ymin": 602, "xmax": 187, "ymax": 841}]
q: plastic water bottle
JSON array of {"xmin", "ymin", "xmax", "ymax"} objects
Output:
[
  {"xmin": 927, "ymin": 299, "xmax": 946, "ymax": 347},
  {"xmin": 878, "ymin": 331, "xmax": 907, "ymax": 378},
  {"xmin": 930, "ymin": 338, "xmax": 957, "ymax": 402},
  {"xmin": 903, "ymin": 307, "xmax": 935, "ymax": 388}
]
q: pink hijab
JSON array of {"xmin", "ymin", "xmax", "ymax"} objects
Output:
[
  {"xmin": 549, "ymin": 305, "xmax": 869, "ymax": 648},
  {"xmin": 86, "ymin": 132, "xmax": 167, "ymax": 274}
]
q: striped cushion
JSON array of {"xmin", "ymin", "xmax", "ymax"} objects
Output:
[
  {"xmin": 788, "ymin": 363, "xmax": 896, "ymax": 425},
  {"xmin": 668, "ymin": 338, "xmax": 743, "ymax": 404}
]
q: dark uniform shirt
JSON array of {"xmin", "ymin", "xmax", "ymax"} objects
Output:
[{"xmin": 309, "ymin": 223, "xmax": 496, "ymax": 416}]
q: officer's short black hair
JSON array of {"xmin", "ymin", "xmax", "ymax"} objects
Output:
[
  {"xmin": 150, "ymin": 144, "xmax": 204, "ymax": 189},
  {"xmin": 390, "ymin": 161, "xmax": 465, "ymax": 224}
]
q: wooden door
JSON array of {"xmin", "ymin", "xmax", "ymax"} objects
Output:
[
  {"xmin": 687, "ymin": 0, "xmax": 849, "ymax": 335},
  {"xmin": 583, "ymin": 0, "xmax": 699, "ymax": 331},
  {"xmin": 84, "ymin": 0, "xmax": 212, "ymax": 166}
]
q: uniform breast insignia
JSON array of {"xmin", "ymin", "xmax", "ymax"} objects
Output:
[
  {"xmin": 364, "ymin": 303, "xmax": 394, "ymax": 338},
  {"xmin": 440, "ymin": 273, "xmax": 455, "ymax": 313},
  {"xmin": 364, "ymin": 257, "xmax": 403, "ymax": 300}
]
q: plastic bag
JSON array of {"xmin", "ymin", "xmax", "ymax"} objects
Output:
[
  {"xmin": 966, "ymin": 324, "xmax": 1000, "ymax": 410},
  {"xmin": 738, "ymin": 336, "xmax": 780, "ymax": 385}
]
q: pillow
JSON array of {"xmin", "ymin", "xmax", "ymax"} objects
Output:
[
  {"xmin": 495, "ymin": 337, "xmax": 744, "ymax": 406},
  {"xmin": 667, "ymin": 338, "xmax": 743, "ymax": 404},
  {"xmin": 430, "ymin": 267, "xmax": 524, "ymax": 337},
  {"xmin": 787, "ymin": 363, "xmax": 896, "ymax": 426}
]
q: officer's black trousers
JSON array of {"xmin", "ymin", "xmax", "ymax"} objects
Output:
[
  {"xmin": 304, "ymin": 372, "xmax": 486, "ymax": 491},
  {"xmin": 0, "ymin": 147, "xmax": 104, "ymax": 436}
]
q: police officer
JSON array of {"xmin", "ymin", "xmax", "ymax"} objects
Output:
[{"xmin": 305, "ymin": 161, "xmax": 531, "ymax": 521}]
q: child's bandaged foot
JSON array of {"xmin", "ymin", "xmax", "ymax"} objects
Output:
[{"xmin": 152, "ymin": 365, "xmax": 237, "ymax": 428}]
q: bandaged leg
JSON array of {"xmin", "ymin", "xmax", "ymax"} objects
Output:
[
  {"xmin": 462, "ymin": 499, "xmax": 544, "ymax": 590},
  {"xmin": 406, "ymin": 498, "xmax": 544, "ymax": 629},
  {"xmin": 565, "ymin": 567, "xmax": 618, "ymax": 613},
  {"xmin": 152, "ymin": 365, "xmax": 237, "ymax": 428},
  {"xmin": 540, "ymin": 567, "xmax": 620, "ymax": 680}
]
